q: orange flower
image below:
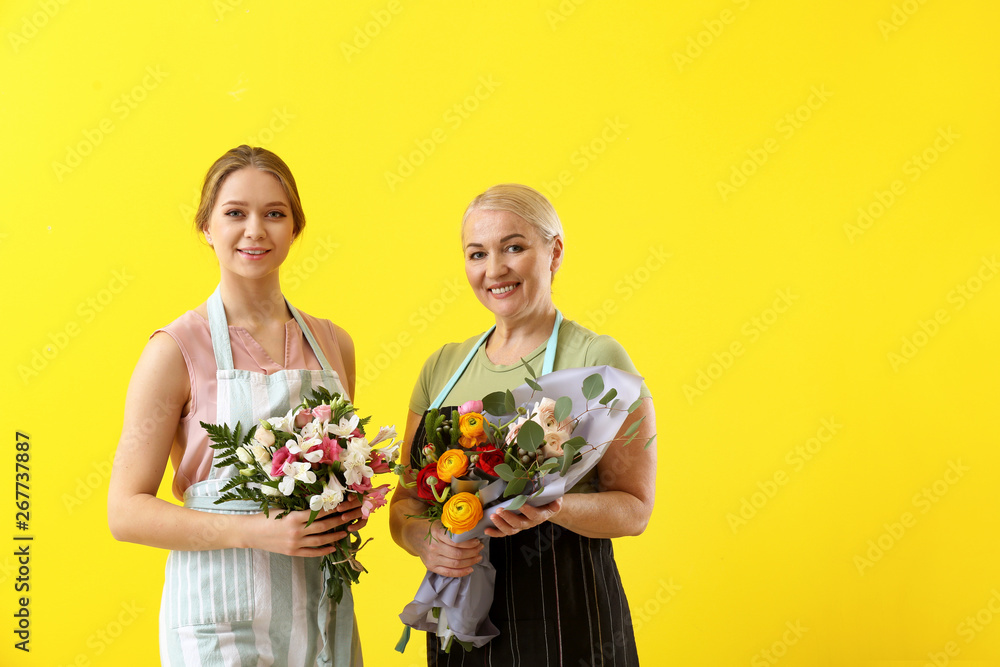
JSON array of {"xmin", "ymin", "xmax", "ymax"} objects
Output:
[
  {"xmin": 435, "ymin": 449, "xmax": 469, "ymax": 482},
  {"xmin": 441, "ymin": 492, "xmax": 483, "ymax": 534},
  {"xmin": 458, "ymin": 412, "xmax": 489, "ymax": 449}
]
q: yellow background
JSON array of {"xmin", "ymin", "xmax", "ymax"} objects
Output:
[{"xmin": 2, "ymin": 1, "xmax": 998, "ymax": 665}]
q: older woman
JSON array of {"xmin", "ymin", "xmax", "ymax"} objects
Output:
[{"xmin": 389, "ymin": 184, "xmax": 656, "ymax": 666}]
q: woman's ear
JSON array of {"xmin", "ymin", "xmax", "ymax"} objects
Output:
[{"xmin": 550, "ymin": 236, "xmax": 564, "ymax": 274}]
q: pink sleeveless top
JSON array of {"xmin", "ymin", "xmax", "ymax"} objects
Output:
[{"xmin": 154, "ymin": 309, "xmax": 349, "ymax": 500}]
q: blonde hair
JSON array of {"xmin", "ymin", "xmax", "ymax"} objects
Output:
[
  {"xmin": 194, "ymin": 145, "xmax": 306, "ymax": 236},
  {"xmin": 462, "ymin": 183, "xmax": 563, "ymax": 244}
]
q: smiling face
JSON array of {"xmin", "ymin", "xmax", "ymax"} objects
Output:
[
  {"xmin": 204, "ymin": 167, "xmax": 295, "ymax": 285},
  {"xmin": 463, "ymin": 208, "xmax": 563, "ymax": 325}
]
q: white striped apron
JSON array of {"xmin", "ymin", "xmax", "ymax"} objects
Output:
[{"xmin": 159, "ymin": 287, "xmax": 361, "ymax": 666}]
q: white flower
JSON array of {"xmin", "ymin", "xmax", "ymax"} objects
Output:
[
  {"xmin": 249, "ymin": 442, "xmax": 273, "ymax": 467},
  {"xmin": 309, "ymin": 477, "xmax": 346, "ymax": 511},
  {"xmin": 266, "ymin": 414, "xmax": 293, "ymax": 433},
  {"xmin": 279, "ymin": 476, "xmax": 295, "ymax": 496},
  {"xmin": 254, "ymin": 426, "xmax": 276, "ymax": 447},
  {"xmin": 327, "ymin": 414, "xmax": 360, "ymax": 438},
  {"xmin": 300, "ymin": 421, "xmax": 323, "ymax": 441},
  {"xmin": 368, "ymin": 425, "xmax": 397, "ymax": 448},
  {"xmin": 261, "ymin": 483, "xmax": 282, "ymax": 497},
  {"xmin": 302, "ymin": 445, "xmax": 325, "ymax": 464},
  {"xmin": 236, "ymin": 447, "xmax": 253, "ymax": 465},
  {"xmin": 282, "ymin": 461, "xmax": 317, "ymax": 484},
  {"xmin": 342, "ymin": 449, "xmax": 373, "ymax": 487},
  {"xmin": 347, "ymin": 436, "xmax": 371, "ymax": 459}
]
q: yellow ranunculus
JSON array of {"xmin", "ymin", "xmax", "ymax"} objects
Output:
[
  {"xmin": 441, "ymin": 492, "xmax": 483, "ymax": 534},
  {"xmin": 435, "ymin": 449, "xmax": 469, "ymax": 482},
  {"xmin": 458, "ymin": 412, "xmax": 489, "ymax": 449}
]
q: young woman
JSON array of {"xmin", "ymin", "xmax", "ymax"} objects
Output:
[{"xmin": 108, "ymin": 146, "xmax": 363, "ymax": 666}]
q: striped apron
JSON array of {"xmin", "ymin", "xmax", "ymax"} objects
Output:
[{"xmin": 159, "ymin": 287, "xmax": 362, "ymax": 666}]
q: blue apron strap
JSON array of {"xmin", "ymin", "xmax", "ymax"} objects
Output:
[
  {"xmin": 541, "ymin": 310, "xmax": 563, "ymax": 375},
  {"xmin": 287, "ymin": 302, "xmax": 333, "ymax": 372},
  {"xmin": 429, "ymin": 327, "xmax": 494, "ymax": 410},
  {"xmin": 429, "ymin": 310, "xmax": 563, "ymax": 409},
  {"xmin": 206, "ymin": 285, "xmax": 235, "ymax": 371}
]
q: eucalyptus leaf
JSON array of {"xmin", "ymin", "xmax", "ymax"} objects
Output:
[
  {"xmin": 504, "ymin": 477, "xmax": 527, "ymax": 497},
  {"xmin": 482, "ymin": 391, "xmax": 507, "ymax": 415},
  {"xmin": 627, "ymin": 398, "xmax": 643, "ymax": 414},
  {"xmin": 504, "ymin": 390, "xmax": 516, "ymax": 415},
  {"xmin": 517, "ymin": 420, "xmax": 545, "ymax": 453},
  {"xmin": 599, "ymin": 388, "xmax": 617, "ymax": 405},
  {"xmin": 644, "ymin": 435, "xmax": 656, "ymax": 450},
  {"xmin": 554, "ymin": 396, "xmax": 573, "ymax": 423},
  {"xmin": 525, "ymin": 377, "xmax": 543, "ymax": 392},
  {"xmin": 582, "ymin": 373, "xmax": 604, "ymax": 400},
  {"xmin": 622, "ymin": 415, "xmax": 646, "ymax": 439},
  {"xmin": 506, "ymin": 495, "xmax": 529, "ymax": 511},
  {"xmin": 493, "ymin": 463, "xmax": 516, "ymax": 482},
  {"xmin": 559, "ymin": 440, "xmax": 582, "ymax": 476},
  {"xmin": 520, "ymin": 357, "xmax": 537, "ymax": 379}
]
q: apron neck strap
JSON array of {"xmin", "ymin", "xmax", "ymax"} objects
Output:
[
  {"xmin": 428, "ymin": 310, "xmax": 563, "ymax": 410},
  {"xmin": 206, "ymin": 286, "xmax": 333, "ymax": 372}
]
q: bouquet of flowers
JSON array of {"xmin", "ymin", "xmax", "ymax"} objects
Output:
[
  {"xmin": 201, "ymin": 386, "xmax": 398, "ymax": 603},
  {"xmin": 395, "ymin": 363, "xmax": 650, "ymax": 652}
]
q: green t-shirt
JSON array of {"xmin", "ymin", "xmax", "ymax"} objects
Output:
[{"xmin": 409, "ymin": 318, "xmax": 652, "ymax": 414}]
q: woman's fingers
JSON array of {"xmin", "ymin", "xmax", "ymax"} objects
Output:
[{"xmin": 485, "ymin": 498, "xmax": 563, "ymax": 537}]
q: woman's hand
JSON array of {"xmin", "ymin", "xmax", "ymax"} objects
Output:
[
  {"xmin": 484, "ymin": 498, "xmax": 563, "ymax": 538},
  {"xmin": 245, "ymin": 497, "xmax": 368, "ymax": 557},
  {"xmin": 413, "ymin": 521, "xmax": 484, "ymax": 578}
]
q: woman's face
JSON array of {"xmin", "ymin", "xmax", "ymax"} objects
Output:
[
  {"xmin": 204, "ymin": 167, "xmax": 295, "ymax": 284},
  {"xmin": 463, "ymin": 208, "xmax": 563, "ymax": 323}
]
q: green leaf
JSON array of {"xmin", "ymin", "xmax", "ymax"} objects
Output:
[
  {"xmin": 482, "ymin": 391, "xmax": 507, "ymax": 415},
  {"xmin": 504, "ymin": 390, "xmax": 516, "ymax": 415},
  {"xmin": 644, "ymin": 435, "xmax": 656, "ymax": 450},
  {"xmin": 599, "ymin": 388, "xmax": 617, "ymax": 405},
  {"xmin": 621, "ymin": 415, "xmax": 646, "ymax": 440},
  {"xmin": 627, "ymin": 398, "xmax": 643, "ymax": 414},
  {"xmin": 607, "ymin": 398, "xmax": 619, "ymax": 411},
  {"xmin": 559, "ymin": 440, "xmax": 583, "ymax": 476},
  {"xmin": 517, "ymin": 420, "xmax": 544, "ymax": 453},
  {"xmin": 504, "ymin": 477, "xmax": 527, "ymax": 497},
  {"xmin": 493, "ymin": 463, "xmax": 516, "ymax": 482},
  {"xmin": 520, "ymin": 357, "xmax": 537, "ymax": 379},
  {"xmin": 525, "ymin": 377, "xmax": 543, "ymax": 392},
  {"xmin": 582, "ymin": 374, "xmax": 604, "ymax": 400},
  {"xmin": 506, "ymin": 495, "xmax": 529, "ymax": 511},
  {"xmin": 554, "ymin": 396, "xmax": 573, "ymax": 423}
]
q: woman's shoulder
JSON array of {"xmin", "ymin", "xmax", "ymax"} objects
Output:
[
  {"xmin": 558, "ymin": 318, "xmax": 630, "ymax": 362},
  {"xmin": 295, "ymin": 308, "xmax": 352, "ymax": 345}
]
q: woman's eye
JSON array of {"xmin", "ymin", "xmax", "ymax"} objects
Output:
[
  {"xmin": 506, "ymin": 245, "xmax": 523, "ymax": 253},
  {"xmin": 266, "ymin": 210, "xmax": 287, "ymax": 218},
  {"xmin": 225, "ymin": 210, "xmax": 244, "ymax": 217},
  {"xmin": 469, "ymin": 251, "xmax": 486, "ymax": 260}
]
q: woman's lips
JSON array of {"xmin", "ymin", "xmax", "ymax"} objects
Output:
[
  {"xmin": 489, "ymin": 283, "xmax": 519, "ymax": 298},
  {"xmin": 238, "ymin": 248, "xmax": 270, "ymax": 260}
]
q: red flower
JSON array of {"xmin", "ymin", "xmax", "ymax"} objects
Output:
[
  {"xmin": 475, "ymin": 445, "xmax": 505, "ymax": 477},
  {"xmin": 416, "ymin": 462, "xmax": 448, "ymax": 503}
]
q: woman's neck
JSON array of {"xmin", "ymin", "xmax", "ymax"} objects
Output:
[
  {"xmin": 217, "ymin": 276, "xmax": 292, "ymax": 330},
  {"xmin": 486, "ymin": 307, "xmax": 558, "ymax": 366}
]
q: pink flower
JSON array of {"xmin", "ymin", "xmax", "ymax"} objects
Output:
[
  {"xmin": 361, "ymin": 485, "xmax": 390, "ymax": 518},
  {"xmin": 369, "ymin": 451, "xmax": 392, "ymax": 474},
  {"xmin": 349, "ymin": 476, "xmax": 373, "ymax": 493},
  {"xmin": 311, "ymin": 404, "xmax": 332, "ymax": 423},
  {"xmin": 294, "ymin": 408, "xmax": 313, "ymax": 428},
  {"xmin": 459, "ymin": 400, "xmax": 484, "ymax": 416},
  {"xmin": 270, "ymin": 446, "xmax": 298, "ymax": 477},
  {"xmin": 310, "ymin": 436, "xmax": 342, "ymax": 466}
]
